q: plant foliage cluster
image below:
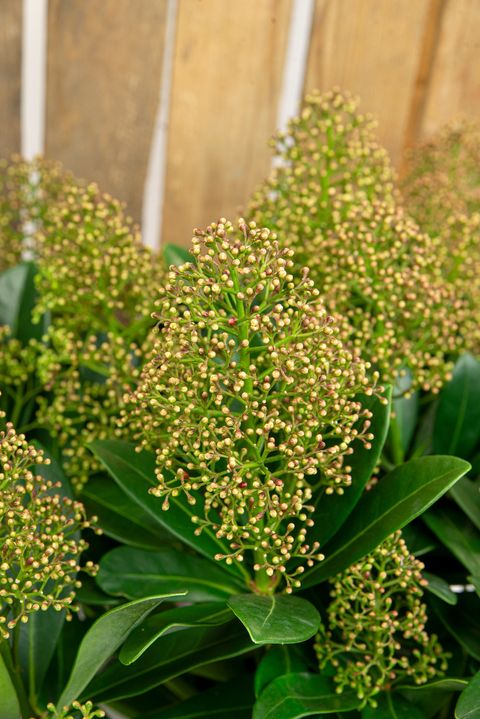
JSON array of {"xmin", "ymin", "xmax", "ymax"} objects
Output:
[{"xmin": 0, "ymin": 92, "xmax": 479, "ymax": 719}]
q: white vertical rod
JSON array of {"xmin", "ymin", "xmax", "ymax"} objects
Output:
[
  {"xmin": 141, "ymin": 0, "xmax": 178, "ymax": 250},
  {"xmin": 21, "ymin": 0, "xmax": 48, "ymax": 159},
  {"xmin": 276, "ymin": 0, "xmax": 316, "ymax": 136}
]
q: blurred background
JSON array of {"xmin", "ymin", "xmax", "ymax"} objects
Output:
[{"xmin": 0, "ymin": 0, "xmax": 478, "ymax": 248}]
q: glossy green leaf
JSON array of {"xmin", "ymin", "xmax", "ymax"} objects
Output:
[
  {"xmin": 430, "ymin": 594, "xmax": 480, "ymax": 661},
  {"xmin": 311, "ymin": 389, "xmax": 391, "ymax": 545},
  {"xmin": 85, "ymin": 622, "xmax": 253, "ymax": 703},
  {"xmin": 470, "ymin": 575, "xmax": 480, "ymax": 597},
  {"xmin": 120, "ymin": 603, "xmax": 232, "ymax": 665},
  {"xmin": 255, "ymin": 646, "xmax": 309, "ymax": 697},
  {"xmin": 423, "ymin": 572, "xmax": 458, "ymax": 605},
  {"xmin": 163, "ymin": 243, "xmax": 195, "ymax": 267},
  {"xmin": 18, "ymin": 608, "xmax": 66, "ymax": 701},
  {"xmin": 392, "ymin": 369, "xmax": 419, "ymax": 456},
  {"xmin": 89, "ymin": 440, "xmax": 247, "ymax": 583},
  {"xmin": 303, "ymin": 456, "xmax": 470, "ymax": 588},
  {"xmin": 399, "ymin": 677, "xmax": 467, "ymax": 719},
  {"xmin": 253, "ymin": 673, "xmax": 361, "ymax": 718},
  {"xmin": 434, "ymin": 353, "xmax": 480, "ymax": 458},
  {"xmin": 228, "ymin": 595, "xmax": 320, "ymax": 645},
  {"xmin": 399, "ymin": 678, "xmax": 467, "ymax": 693},
  {"xmin": 450, "ymin": 477, "xmax": 480, "ymax": 531},
  {"xmin": 362, "ymin": 693, "xmax": 426, "ymax": 718},
  {"xmin": 0, "ymin": 651, "xmax": 20, "ymax": 719},
  {"xmin": 423, "ymin": 505, "xmax": 480, "ymax": 576},
  {"xmin": 456, "ymin": 669, "xmax": 480, "ymax": 718},
  {"xmin": 0, "ymin": 261, "xmax": 43, "ymax": 341},
  {"xmin": 140, "ymin": 675, "xmax": 255, "ymax": 718},
  {"xmin": 81, "ymin": 477, "xmax": 170, "ymax": 550},
  {"xmin": 57, "ymin": 593, "xmax": 184, "ymax": 709},
  {"xmin": 98, "ymin": 546, "xmax": 241, "ymax": 603}
]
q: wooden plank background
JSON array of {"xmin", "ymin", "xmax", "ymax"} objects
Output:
[
  {"xmin": 0, "ymin": 0, "xmax": 22, "ymax": 157},
  {"xmin": 46, "ymin": 0, "xmax": 167, "ymax": 223},
  {"xmin": 1, "ymin": 0, "xmax": 479, "ymax": 246},
  {"xmin": 163, "ymin": 0, "xmax": 292, "ymax": 246}
]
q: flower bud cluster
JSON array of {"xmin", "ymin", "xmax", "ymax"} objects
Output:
[
  {"xmin": 0, "ymin": 155, "xmax": 74, "ymax": 271},
  {"xmin": 128, "ymin": 219, "xmax": 381, "ymax": 591},
  {"xmin": 314, "ymin": 531, "xmax": 447, "ymax": 706},
  {"xmin": 33, "ymin": 181, "xmax": 161, "ymax": 336},
  {"xmin": 402, "ymin": 120, "xmax": 480, "ymax": 234},
  {"xmin": 402, "ymin": 123, "xmax": 480, "ymax": 356},
  {"xmin": 35, "ymin": 327, "xmax": 152, "ymax": 490},
  {"xmin": 249, "ymin": 89, "xmax": 463, "ymax": 391},
  {"xmin": 0, "ymin": 410, "xmax": 97, "ymax": 638},
  {"xmin": 305, "ymin": 200, "xmax": 462, "ymax": 392},
  {"xmin": 43, "ymin": 701, "xmax": 105, "ymax": 719},
  {"xmin": 0, "ymin": 157, "xmax": 164, "ymax": 490}
]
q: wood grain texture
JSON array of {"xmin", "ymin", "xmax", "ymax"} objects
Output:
[
  {"xmin": 401, "ymin": 0, "xmax": 447, "ymax": 164},
  {"xmin": 46, "ymin": 0, "xmax": 167, "ymax": 223},
  {"xmin": 0, "ymin": 0, "xmax": 22, "ymax": 156},
  {"xmin": 420, "ymin": 0, "xmax": 480, "ymax": 141},
  {"xmin": 305, "ymin": 0, "xmax": 430, "ymax": 165},
  {"xmin": 163, "ymin": 0, "xmax": 292, "ymax": 247}
]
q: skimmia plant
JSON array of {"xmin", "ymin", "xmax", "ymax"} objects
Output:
[
  {"xmin": 402, "ymin": 121, "xmax": 480, "ymax": 357},
  {"xmin": 0, "ymin": 158, "xmax": 163, "ymax": 491},
  {"xmin": 315, "ymin": 532, "xmax": 448, "ymax": 707},
  {"xmin": 127, "ymin": 219, "xmax": 381, "ymax": 593},
  {"xmin": 248, "ymin": 89, "xmax": 466, "ymax": 393},
  {"xmin": 1, "ymin": 94, "xmax": 479, "ymax": 719}
]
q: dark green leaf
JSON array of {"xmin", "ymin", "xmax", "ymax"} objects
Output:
[
  {"xmin": 18, "ymin": 608, "xmax": 66, "ymax": 702},
  {"xmin": 470, "ymin": 575, "xmax": 480, "ymax": 597},
  {"xmin": 85, "ymin": 622, "xmax": 253, "ymax": 703},
  {"xmin": 401, "ymin": 522, "xmax": 437, "ymax": 556},
  {"xmin": 393, "ymin": 369, "xmax": 419, "ymax": 455},
  {"xmin": 120, "ymin": 603, "xmax": 232, "ymax": 665},
  {"xmin": 98, "ymin": 547, "xmax": 241, "ymax": 604},
  {"xmin": 456, "ymin": 669, "xmax": 480, "ymax": 718},
  {"xmin": 140, "ymin": 675, "xmax": 255, "ymax": 718},
  {"xmin": 450, "ymin": 477, "xmax": 480, "ymax": 531},
  {"xmin": 423, "ymin": 572, "xmax": 458, "ymax": 605},
  {"xmin": 0, "ymin": 651, "xmax": 20, "ymax": 719},
  {"xmin": 0, "ymin": 261, "xmax": 43, "ymax": 341},
  {"xmin": 398, "ymin": 678, "xmax": 467, "ymax": 693},
  {"xmin": 312, "ymin": 389, "xmax": 391, "ymax": 545},
  {"xmin": 362, "ymin": 693, "xmax": 426, "ymax": 718},
  {"xmin": 89, "ymin": 440, "xmax": 247, "ymax": 583},
  {"xmin": 76, "ymin": 576, "xmax": 121, "ymax": 606},
  {"xmin": 434, "ymin": 353, "xmax": 480, "ymax": 458},
  {"xmin": 81, "ymin": 477, "xmax": 171, "ymax": 550},
  {"xmin": 57, "ymin": 593, "xmax": 185, "ymax": 709},
  {"xmin": 163, "ymin": 243, "xmax": 195, "ymax": 267},
  {"xmin": 255, "ymin": 646, "xmax": 309, "ymax": 697},
  {"xmin": 303, "ymin": 456, "xmax": 470, "ymax": 588},
  {"xmin": 423, "ymin": 505, "xmax": 480, "ymax": 576},
  {"xmin": 228, "ymin": 595, "xmax": 320, "ymax": 645},
  {"xmin": 253, "ymin": 673, "xmax": 361, "ymax": 718},
  {"xmin": 430, "ymin": 594, "xmax": 480, "ymax": 661},
  {"xmin": 399, "ymin": 677, "xmax": 466, "ymax": 719}
]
